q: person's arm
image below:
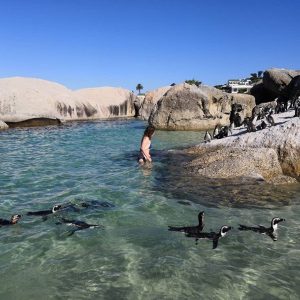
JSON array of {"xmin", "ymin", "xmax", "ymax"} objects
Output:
[{"xmin": 141, "ymin": 136, "xmax": 152, "ymax": 162}]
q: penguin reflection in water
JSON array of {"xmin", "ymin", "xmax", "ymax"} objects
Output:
[
  {"xmin": 238, "ymin": 217, "xmax": 285, "ymax": 241},
  {"xmin": 56, "ymin": 218, "xmax": 103, "ymax": 236},
  {"xmin": 0, "ymin": 214, "xmax": 21, "ymax": 227}
]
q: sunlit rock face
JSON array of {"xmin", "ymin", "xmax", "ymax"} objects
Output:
[
  {"xmin": 149, "ymin": 83, "xmax": 255, "ymax": 130},
  {"xmin": 0, "ymin": 120, "xmax": 8, "ymax": 130},
  {"xmin": 0, "ymin": 77, "xmax": 137, "ymax": 125},
  {"xmin": 139, "ymin": 86, "xmax": 172, "ymax": 120},
  {"xmin": 185, "ymin": 113, "xmax": 300, "ymax": 184}
]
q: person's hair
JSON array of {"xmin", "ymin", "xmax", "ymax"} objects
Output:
[{"xmin": 144, "ymin": 125, "xmax": 155, "ymax": 138}]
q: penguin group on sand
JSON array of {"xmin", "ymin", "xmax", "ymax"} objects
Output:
[
  {"xmin": 168, "ymin": 211, "xmax": 285, "ymax": 249},
  {"xmin": 0, "ymin": 200, "xmax": 111, "ymax": 235}
]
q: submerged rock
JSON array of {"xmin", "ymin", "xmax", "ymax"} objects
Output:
[{"xmin": 148, "ymin": 83, "xmax": 255, "ymax": 130}]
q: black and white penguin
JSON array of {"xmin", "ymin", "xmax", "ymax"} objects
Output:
[
  {"xmin": 27, "ymin": 204, "xmax": 62, "ymax": 216},
  {"xmin": 0, "ymin": 214, "xmax": 21, "ymax": 226},
  {"xmin": 213, "ymin": 124, "xmax": 221, "ymax": 138},
  {"xmin": 238, "ymin": 217, "xmax": 285, "ymax": 241},
  {"xmin": 215, "ymin": 126, "xmax": 229, "ymax": 139},
  {"xmin": 204, "ymin": 131, "xmax": 212, "ymax": 143},
  {"xmin": 57, "ymin": 218, "xmax": 102, "ymax": 236},
  {"xmin": 168, "ymin": 211, "xmax": 205, "ymax": 234},
  {"xmin": 186, "ymin": 225, "xmax": 232, "ymax": 249},
  {"xmin": 266, "ymin": 111, "xmax": 275, "ymax": 126}
]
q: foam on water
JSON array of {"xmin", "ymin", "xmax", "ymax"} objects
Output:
[{"xmin": 0, "ymin": 119, "xmax": 300, "ymax": 299}]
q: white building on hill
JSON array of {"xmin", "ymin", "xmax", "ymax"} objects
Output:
[{"xmin": 227, "ymin": 79, "xmax": 253, "ymax": 93}]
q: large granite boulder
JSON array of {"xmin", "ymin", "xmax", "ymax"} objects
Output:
[
  {"xmin": 148, "ymin": 83, "xmax": 255, "ymax": 130},
  {"xmin": 185, "ymin": 147, "xmax": 295, "ymax": 184},
  {"xmin": 0, "ymin": 77, "xmax": 137, "ymax": 125},
  {"xmin": 281, "ymin": 75, "xmax": 300, "ymax": 100},
  {"xmin": 0, "ymin": 120, "xmax": 8, "ymax": 130},
  {"xmin": 139, "ymin": 86, "xmax": 171, "ymax": 120},
  {"xmin": 185, "ymin": 112, "xmax": 300, "ymax": 184},
  {"xmin": 263, "ymin": 68, "xmax": 300, "ymax": 95},
  {"xmin": 250, "ymin": 80, "xmax": 278, "ymax": 104}
]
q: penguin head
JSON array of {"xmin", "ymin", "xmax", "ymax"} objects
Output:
[
  {"xmin": 271, "ymin": 217, "xmax": 285, "ymax": 229},
  {"xmin": 219, "ymin": 225, "xmax": 232, "ymax": 237},
  {"xmin": 10, "ymin": 214, "xmax": 21, "ymax": 224},
  {"xmin": 52, "ymin": 205, "xmax": 62, "ymax": 213}
]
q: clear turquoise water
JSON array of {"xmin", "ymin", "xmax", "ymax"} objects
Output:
[{"xmin": 0, "ymin": 119, "xmax": 300, "ymax": 300}]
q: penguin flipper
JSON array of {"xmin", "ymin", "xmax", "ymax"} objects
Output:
[
  {"xmin": 212, "ymin": 237, "xmax": 219, "ymax": 249},
  {"xmin": 268, "ymin": 232, "xmax": 278, "ymax": 241}
]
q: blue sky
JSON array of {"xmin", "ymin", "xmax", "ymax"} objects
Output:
[{"xmin": 0, "ymin": 0, "xmax": 299, "ymax": 92}]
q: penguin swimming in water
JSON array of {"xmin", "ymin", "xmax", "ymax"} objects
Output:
[
  {"xmin": 204, "ymin": 131, "xmax": 212, "ymax": 143},
  {"xmin": 27, "ymin": 204, "xmax": 62, "ymax": 216},
  {"xmin": 238, "ymin": 217, "xmax": 285, "ymax": 241},
  {"xmin": 0, "ymin": 214, "xmax": 21, "ymax": 227},
  {"xmin": 168, "ymin": 211, "xmax": 204, "ymax": 235},
  {"xmin": 186, "ymin": 225, "xmax": 232, "ymax": 249},
  {"xmin": 57, "ymin": 217, "xmax": 102, "ymax": 236}
]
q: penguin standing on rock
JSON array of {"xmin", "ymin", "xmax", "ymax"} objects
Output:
[
  {"xmin": 213, "ymin": 124, "xmax": 221, "ymax": 138},
  {"xmin": 168, "ymin": 211, "xmax": 205, "ymax": 235},
  {"xmin": 0, "ymin": 214, "xmax": 21, "ymax": 227},
  {"xmin": 204, "ymin": 131, "xmax": 212, "ymax": 143},
  {"xmin": 266, "ymin": 111, "xmax": 275, "ymax": 126},
  {"xmin": 238, "ymin": 217, "xmax": 285, "ymax": 241},
  {"xmin": 186, "ymin": 225, "xmax": 232, "ymax": 249}
]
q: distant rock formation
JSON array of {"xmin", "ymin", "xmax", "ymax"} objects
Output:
[
  {"xmin": 148, "ymin": 83, "xmax": 255, "ymax": 130},
  {"xmin": 139, "ymin": 86, "xmax": 172, "ymax": 120},
  {"xmin": 0, "ymin": 120, "xmax": 8, "ymax": 130},
  {"xmin": 251, "ymin": 68, "xmax": 300, "ymax": 104},
  {"xmin": 263, "ymin": 68, "xmax": 300, "ymax": 95},
  {"xmin": 0, "ymin": 77, "xmax": 137, "ymax": 125},
  {"xmin": 185, "ymin": 112, "xmax": 300, "ymax": 184}
]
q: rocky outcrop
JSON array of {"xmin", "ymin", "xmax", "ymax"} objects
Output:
[
  {"xmin": 185, "ymin": 112, "xmax": 300, "ymax": 184},
  {"xmin": 6, "ymin": 118, "xmax": 62, "ymax": 128},
  {"xmin": 281, "ymin": 75, "xmax": 300, "ymax": 100},
  {"xmin": 139, "ymin": 86, "xmax": 171, "ymax": 120},
  {"xmin": 148, "ymin": 83, "xmax": 255, "ymax": 130},
  {"xmin": 0, "ymin": 77, "xmax": 137, "ymax": 124},
  {"xmin": 185, "ymin": 147, "xmax": 296, "ymax": 184},
  {"xmin": 0, "ymin": 120, "xmax": 8, "ymax": 130},
  {"xmin": 263, "ymin": 68, "xmax": 300, "ymax": 95},
  {"xmin": 250, "ymin": 80, "xmax": 278, "ymax": 104},
  {"xmin": 250, "ymin": 68, "xmax": 300, "ymax": 104}
]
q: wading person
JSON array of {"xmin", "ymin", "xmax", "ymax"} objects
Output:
[{"xmin": 138, "ymin": 125, "xmax": 155, "ymax": 165}]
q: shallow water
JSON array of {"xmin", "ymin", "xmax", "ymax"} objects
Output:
[{"xmin": 0, "ymin": 119, "xmax": 300, "ymax": 300}]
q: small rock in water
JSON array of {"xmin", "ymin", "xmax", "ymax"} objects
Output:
[{"xmin": 177, "ymin": 200, "xmax": 191, "ymax": 206}]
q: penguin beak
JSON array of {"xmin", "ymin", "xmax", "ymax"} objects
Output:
[{"xmin": 279, "ymin": 218, "xmax": 285, "ymax": 223}]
